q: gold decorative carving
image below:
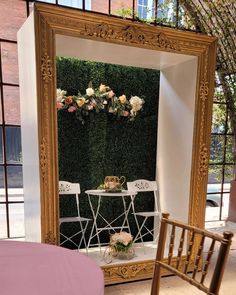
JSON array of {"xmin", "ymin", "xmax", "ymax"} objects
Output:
[
  {"xmin": 199, "ymin": 143, "xmax": 209, "ymax": 178},
  {"xmin": 104, "ymin": 262, "xmax": 153, "ymax": 279},
  {"xmin": 41, "ymin": 54, "xmax": 53, "ymax": 82},
  {"xmin": 81, "ymin": 23, "xmax": 180, "ymax": 51},
  {"xmin": 40, "ymin": 137, "xmax": 48, "ymax": 184},
  {"xmin": 45, "ymin": 231, "xmax": 57, "ymax": 245},
  {"xmin": 199, "ymin": 80, "xmax": 209, "ymax": 101}
]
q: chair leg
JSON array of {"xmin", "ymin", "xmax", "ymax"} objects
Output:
[
  {"xmin": 133, "ymin": 217, "xmax": 148, "ymax": 253},
  {"xmin": 78, "ymin": 219, "xmax": 90, "ymax": 252},
  {"xmin": 60, "ymin": 222, "xmax": 89, "ymax": 251},
  {"xmin": 151, "ymin": 263, "xmax": 161, "ymax": 295},
  {"xmin": 134, "ymin": 216, "xmax": 161, "ymax": 254}
]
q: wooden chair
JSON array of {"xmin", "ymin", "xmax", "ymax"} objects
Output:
[{"xmin": 151, "ymin": 213, "xmax": 233, "ymax": 295}]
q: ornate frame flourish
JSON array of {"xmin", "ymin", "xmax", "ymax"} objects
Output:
[{"xmin": 33, "ymin": 3, "xmax": 217, "ymax": 284}]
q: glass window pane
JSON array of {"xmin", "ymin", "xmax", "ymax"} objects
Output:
[
  {"xmin": 9, "ymin": 203, "xmax": 25, "ymax": 238},
  {"xmin": 209, "ymin": 135, "xmax": 224, "ymax": 164},
  {"xmin": 8, "ymin": 188, "xmax": 24, "ymax": 202},
  {"xmin": 3, "ymin": 86, "xmax": 21, "ymax": 125},
  {"xmin": 211, "ymin": 103, "xmax": 227, "ymax": 133},
  {"xmin": 207, "ymin": 183, "xmax": 222, "ymax": 194},
  {"xmin": 39, "ymin": 0, "xmax": 55, "ymax": 2},
  {"xmin": 0, "ymin": 204, "xmax": 7, "ymax": 238},
  {"xmin": 112, "ymin": 3, "xmax": 133, "ymax": 18},
  {"xmin": 57, "ymin": 0, "xmax": 91, "ymax": 9},
  {"xmin": 208, "ymin": 165, "xmax": 222, "ymax": 184},
  {"xmin": 1, "ymin": 42, "xmax": 19, "ymax": 84},
  {"xmin": 0, "ymin": 166, "xmax": 5, "ymax": 202},
  {"xmin": 224, "ymin": 165, "xmax": 234, "ymax": 183},
  {"xmin": 225, "ymin": 135, "xmax": 234, "ymax": 163},
  {"xmin": 205, "ymin": 195, "xmax": 221, "ymax": 221},
  {"xmin": 0, "ymin": 89, "xmax": 2, "ymax": 124},
  {"xmin": 222, "ymin": 193, "xmax": 230, "ymax": 220},
  {"xmin": 0, "ymin": 127, "xmax": 3, "ymax": 163},
  {"xmin": 93, "ymin": 0, "xmax": 108, "ymax": 14},
  {"xmin": 0, "ymin": 1, "xmax": 27, "ymax": 41},
  {"xmin": 7, "ymin": 166, "xmax": 23, "ymax": 188},
  {"xmin": 6, "ymin": 127, "xmax": 22, "ymax": 164},
  {"xmin": 227, "ymin": 114, "xmax": 233, "ymax": 133},
  {"xmin": 223, "ymin": 182, "xmax": 231, "ymax": 191},
  {"xmin": 213, "ymin": 85, "xmax": 225, "ymax": 103}
]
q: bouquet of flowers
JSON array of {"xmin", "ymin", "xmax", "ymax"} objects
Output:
[
  {"xmin": 103, "ymin": 231, "xmax": 134, "ymax": 263},
  {"xmin": 110, "ymin": 231, "xmax": 133, "ymax": 252},
  {"xmin": 57, "ymin": 83, "xmax": 144, "ymax": 123}
]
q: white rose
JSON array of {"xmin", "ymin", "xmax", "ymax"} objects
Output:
[
  {"xmin": 56, "ymin": 88, "xmax": 67, "ymax": 102},
  {"xmin": 130, "ymin": 96, "xmax": 143, "ymax": 108},
  {"xmin": 86, "ymin": 87, "xmax": 95, "ymax": 96},
  {"xmin": 130, "ymin": 96, "xmax": 143, "ymax": 114}
]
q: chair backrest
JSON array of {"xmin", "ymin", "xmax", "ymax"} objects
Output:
[
  {"xmin": 151, "ymin": 213, "xmax": 234, "ymax": 295},
  {"xmin": 127, "ymin": 179, "xmax": 160, "ymax": 212},
  {"xmin": 59, "ymin": 181, "xmax": 81, "ymax": 195},
  {"xmin": 59, "ymin": 181, "xmax": 81, "ymax": 216}
]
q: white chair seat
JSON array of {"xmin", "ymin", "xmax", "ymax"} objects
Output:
[
  {"xmin": 133, "ymin": 211, "xmax": 161, "ymax": 218},
  {"xmin": 60, "ymin": 216, "xmax": 90, "ymax": 223}
]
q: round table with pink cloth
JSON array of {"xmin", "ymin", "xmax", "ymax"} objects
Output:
[{"xmin": 0, "ymin": 240, "xmax": 104, "ymax": 295}]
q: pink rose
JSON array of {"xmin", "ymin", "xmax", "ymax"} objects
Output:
[
  {"xmin": 68, "ymin": 106, "xmax": 76, "ymax": 112},
  {"xmin": 57, "ymin": 102, "xmax": 63, "ymax": 109},
  {"xmin": 108, "ymin": 90, "xmax": 115, "ymax": 98},
  {"xmin": 122, "ymin": 111, "xmax": 129, "ymax": 117}
]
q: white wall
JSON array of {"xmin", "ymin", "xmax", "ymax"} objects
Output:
[
  {"xmin": 157, "ymin": 58, "xmax": 198, "ymax": 222},
  {"xmin": 17, "ymin": 13, "xmax": 41, "ymax": 242}
]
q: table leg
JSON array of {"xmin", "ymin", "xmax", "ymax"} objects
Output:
[{"xmin": 87, "ymin": 194, "xmax": 102, "ymax": 252}]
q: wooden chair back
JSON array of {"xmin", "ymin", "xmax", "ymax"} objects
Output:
[{"xmin": 151, "ymin": 213, "xmax": 233, "ymax": 295}]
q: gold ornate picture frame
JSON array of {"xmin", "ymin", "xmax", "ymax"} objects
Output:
[{"xmin": 28, "ymin": 3, "xmax": 217, "ymax": 284}]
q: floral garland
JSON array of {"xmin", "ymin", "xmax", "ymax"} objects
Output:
[{"xmin": 57, "ymin": 84, "xmax": 144, "ymax": 123}]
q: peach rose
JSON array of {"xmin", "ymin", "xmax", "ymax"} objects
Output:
[
  {"xmin": 99, "ymin": 84, "xmax": 107, "ymax": 92},
  {"xmin": 77, "ymin": 97, "xmax": 86, "ymax": 107},
  {"xmin": 65, "ymin": 96, "xmax": 73, "ymax": 105},
  {"xmin": 119, "ymin": 94, "xmax": 127, "ymax": 104}
]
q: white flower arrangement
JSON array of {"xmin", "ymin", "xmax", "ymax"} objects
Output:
[
  {"xmin": 57, "ymin": 84, "xmax": 144, "ymax": 123},
  {"xmin": 110, "ymin": 231, "xmax": 133, "ymax": 252}
]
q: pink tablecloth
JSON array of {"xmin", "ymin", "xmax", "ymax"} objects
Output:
[{"xmin": 0, "ymin": 240, "xmax": 104, "ymax": 295}]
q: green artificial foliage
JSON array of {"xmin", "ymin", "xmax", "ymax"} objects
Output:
[{"xmin": 57, "ymin": 57, "xmax": 159, "ymax": 249}]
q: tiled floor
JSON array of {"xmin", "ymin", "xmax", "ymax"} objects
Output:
[{"xmin": 105, "ymin": 224, "xmax": 236, "ymax": 295}]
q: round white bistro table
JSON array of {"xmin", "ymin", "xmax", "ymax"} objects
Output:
[
  {"xmin": 0, "ymin": 240, "xmax": 104, "ymax": 295},
  {"xmin": 85, "ymin": 189, "xmax": 137, "ymax": 250}
]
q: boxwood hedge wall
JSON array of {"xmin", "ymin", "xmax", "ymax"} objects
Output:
[{"xmin": 57, "ymin": 57, "xmax": 160, "ymax": 248}]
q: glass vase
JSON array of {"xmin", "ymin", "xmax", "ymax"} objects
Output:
[{"xmin": 116, "ymin": 245, "xmax": 135, "ymax": 260}]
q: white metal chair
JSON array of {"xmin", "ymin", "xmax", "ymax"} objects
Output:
[
  {"xmin": 127, "ymin": 179, "xmax": 161, "ymax": 249},
  {"xmin": 59, "ymin": 181, "xmax": 90, "ymax": 251}
]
